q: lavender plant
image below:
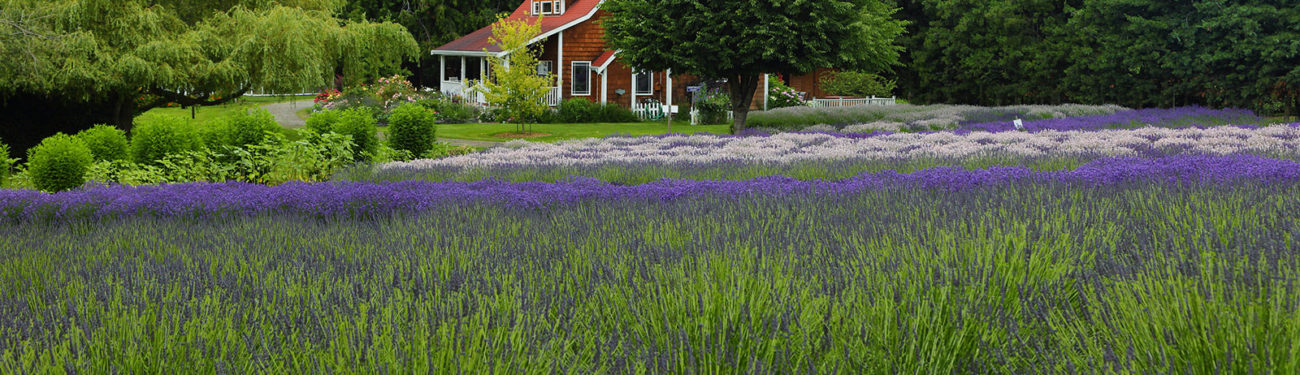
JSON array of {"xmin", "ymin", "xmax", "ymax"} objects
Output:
[
  {"xmin": 1, "ymin": 178, "xmax": 1297, "ymax": 372},
  {"xmin": 4, "ymin": 155, "xmax": 1300, "ymax": 222},
  {"xmin": 359, "ymin": 125, "xmax": 1300, "ymax": 184}
]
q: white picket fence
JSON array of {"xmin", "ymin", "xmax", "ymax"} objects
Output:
[
  {"xmin": 632, "ymin": 102, "xmax": 679, "ymax": 120},
  {"xmin": 807, "ymin": 96, "xmax": 897, "ymax": 108},
  {"xmin": 690, "ymin": 109, "xmax": 734, "ymax": 125}
]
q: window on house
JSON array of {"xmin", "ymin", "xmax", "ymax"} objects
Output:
[
  {"xmin": 635, "ymin": 71, "xmax": 653, "ymax": 95},
  {"xmin": 533, "ymin": 1, "xmax": 562, "ymax": 15},
  {"xmin": 572, "ymin": 62, "xmax": 591, "ymax": 96},
  {"xmin": 537, "ymin": 60, "xmax": 554, "ymax": 77}
]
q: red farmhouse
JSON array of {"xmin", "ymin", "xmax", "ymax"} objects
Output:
[{"xmin": 431, "ymin": 0, "xmax": 837, "ymax": 112}]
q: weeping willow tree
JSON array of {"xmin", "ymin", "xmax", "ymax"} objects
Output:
[{"xmin": 0, "ymin": 0, "xmax": 418, "ymax": 153}]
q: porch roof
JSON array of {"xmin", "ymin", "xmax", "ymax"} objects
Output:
[
  {"xmin": 432, "ymin": 0, "xmax": 605, "ymax": 56},
  {"xmin": 593, "ymin": 50, "xmax": 618, "ymax": 72}
]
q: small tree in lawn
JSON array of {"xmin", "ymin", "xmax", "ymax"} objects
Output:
[
  {"xmin": 603, "ymin": 0, "xmax": 906, "ymax": 133},
  {"xmin": 475, "ymin": 17, "xmax": 554, "ymax": 134}
]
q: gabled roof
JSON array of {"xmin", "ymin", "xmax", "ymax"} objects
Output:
[
  {"xmin": 593, "ymin": 50, "xmax": 618, "ymax": 73},
  {"xmin": 432, "ymin": 0, "xmax": 605, "ymax": 56}
]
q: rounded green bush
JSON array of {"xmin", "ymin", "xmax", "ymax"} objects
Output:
[
  {"xmin": 130, "ymin": 116, "xmax": 202, "ymax": 165},
  {"xmin": 333, "ymin": 108, "xmax": 378, "ymax": 161},
  {"xmin": 305, "ymin": 109, "xmax": 344, "ymax": 134},
  {"xmin": 224, "ymin": 109, "xmax": 280, "ymax": 148},
  {"xmin": 598, "ymin": 103, "xmax": 641, "ymax": 123},
  {"xmin": 387, "ymin": 103, "xmax": 437, "ymax": 158},
  {"xmin": 75, "ymin": 125, "xmax": 129, "ymax": 162},
  {"xmin": 27, "ymin": 133, "xmax": 94, "ymax": 192},
  {"xmin": 559, "ymin": 98, "xmax": 602, "ymax": 123}
]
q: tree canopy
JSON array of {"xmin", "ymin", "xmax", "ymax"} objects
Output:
[
  {"xmin": 338, "ymin": 0, "xmax": 519, "ymax": 87},
  {"xmin": 602, "ymin": 0, "xmax": 906, "ymax": 132},
  {"xmin": 893, "ymin": 0, "xmax": 1300, "ymax": 115},
  {"xmin": 0, "ymin": 0, "xmax": 418, "ymax": 150}
]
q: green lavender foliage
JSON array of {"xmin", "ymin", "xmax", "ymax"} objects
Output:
[
  {"xmin": 1, "ymin": 186, "xmax": 1298, "ymax": 372},
  {"xmin": 74, "ymin": 125, "xmax": 129, "ymax": 162},
  {"xmin": 386, "ymin": 103, "xmax": 438, "ymax": 159},
  {"xmin": 25, "ymin": 133, "xmax": 93, "ymax": 192}
]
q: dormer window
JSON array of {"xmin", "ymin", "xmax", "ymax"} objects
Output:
[{"xmin": 532, "ymin": 0, "xmax": 563, "ymax": 15}]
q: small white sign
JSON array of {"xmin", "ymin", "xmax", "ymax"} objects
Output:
[{"xmin": 1013, "ymin": 119, "xmax": 1025, "ymax": 130}]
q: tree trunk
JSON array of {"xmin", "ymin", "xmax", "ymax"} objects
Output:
[
  {"xmin": 729, "ymin": 73, "xmax": 761, "ymax": 133},
  {"xmin": 112, "ymin": 95, "xmax": 138, "ymax": 134}
]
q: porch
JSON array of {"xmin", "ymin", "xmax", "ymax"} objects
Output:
[{"xmin": 438, "ymin": 76, "xmax": 562, "ymax": 107}]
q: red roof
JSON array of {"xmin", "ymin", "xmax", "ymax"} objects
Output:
[
  {"xmin": 433, "ymin": 0, "xmax": 604, "ymax": 54},
  {"xmin": 593, "ymin": 50, "xmax": 617, "ymax": 70}
]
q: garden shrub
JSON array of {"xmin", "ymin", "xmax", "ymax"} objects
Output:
[
  {"xmin": 819, "ymin": 71, "xmax": 896, "ymax": 98},
  {"xmin": 418, "ymin": 98, "xmax": 480, "ymax": 124},
  {"xmin": 85, "ymin": 160, "xmax": 167, "ymax": 186},
  {"xmin": 387, "ymin": 103, "xmax": 438, "ymax": 158},
  {"xmin": 0, "ymin": 140, "xmax": 13, "ymax": 187},
  {"xmin": 196, "ymin": 121, "xmax": 230, "ymax": 149},
  {"xmin": 333, "ymin": 108, "xmax": 378, "ymax": 161},
  {"xmin": 598, "ymin": 103, "xmax": 641, "ymax": 123},
  {"xmin": 222, "ymin": 109, "xmax": 280, "ymax": 148},
  {"xmin": 75, "ymin": 125, "xmax": 129, "ymax": 162},
  {"xmin": 767, "ymin": 76, "xmax": 806, "ymax": 109},
  {"xmin": 130, "ymin": 116, "xmax": 202, "ymax": 166},
  {"xmin": 558, "ymin": 98, "xmax": 602, "ymax": 123},
  {"xmin": 695, "ymin": 91, "xmax": 732, "ymax": 125},
  {"xmin": 27, "ymin": 133, "xmax": 94, "ymax": 192},
  {"xmin": 305, "ymin": 109, "xmax": 344, "ymax": 134},
  {"xmin": 528, "ymin": 109, "xmax": 560, "ymax": 124}
]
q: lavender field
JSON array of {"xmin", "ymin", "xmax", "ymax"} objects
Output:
[{"xmin": 2, "ymin": 107, "xmax": 1299, "ymax": 373}]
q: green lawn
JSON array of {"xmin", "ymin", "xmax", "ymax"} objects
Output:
[
  {"xmin": 135, "ymin": 95, "xmax": 313, "ymax": 127},
  {"xmin": 429, "ymin": 121, "xmax": 731, "ymax": 143}
]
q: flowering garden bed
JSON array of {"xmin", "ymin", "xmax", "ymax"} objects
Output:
[{"xmin": 1, "ymin": 107, "xmax": 1299, "ymax": 372}]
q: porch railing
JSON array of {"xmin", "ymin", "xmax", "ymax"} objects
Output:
[
  {"xmin": 443, "ymin": 80, "xmax": 560, "ymax": 108},
  {"xmin": 543, "ymin": 87, "xmax": 561, "ymax": 107}
]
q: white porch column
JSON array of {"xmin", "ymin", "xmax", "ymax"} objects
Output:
[
  {"xmin": 439, "ymin": 56, "xmax": 446, "ymax": 92},
  {"xmin": 630, "ymin": 70, "xmax": 637, "ymax": 107},
  {"xmin": 763, "ymin": 74, "xmax": 770, "ymax": 110},
  {"xmin": 557, "ymin": 32, "xmax": 565, "ymax": 96},
  {"xmin": 666, "ymin": 69, "xmax": 673, "ymax": 118},
  {"xmin": 601, "ymin": 69, "xmax": 608, "ymax": 104},
  {"xmin": 460, "ymin": 57, "xmax": 466, "ymax": 85}
]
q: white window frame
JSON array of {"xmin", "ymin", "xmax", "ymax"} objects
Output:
[
  {"xmin": 537, "ymin": 60, "xmax": 554, "ymax": 77},
  {"xmin": 533, "ymin": 0, "xmax": 562, "ymax": 15},
  {"xmin": 635, "ymin": 70, "xmax": 653, "ymax": 95},
  {"xmin": 571, "ymin": 61, "xmax": 591, "ymax": 96}
]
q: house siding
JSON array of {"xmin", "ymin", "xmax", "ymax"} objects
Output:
[{"xmin": 560, "ymin": 10, "xmax": 610, "ymax": 101}]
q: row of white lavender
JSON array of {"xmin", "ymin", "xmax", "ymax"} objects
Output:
[{"xmin": 382, "ymin": 125, "xmax": 1300, "ymax": 171}]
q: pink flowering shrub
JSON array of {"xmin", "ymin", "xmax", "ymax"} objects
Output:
[{"xmin": 767, "ymin": 76, "xmax": 806, "ymax": 109}]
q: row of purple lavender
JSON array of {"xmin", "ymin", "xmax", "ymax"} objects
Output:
[{"xmin": 4, "ymin": 155, "xmax": 1298, "ymax": 222}]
